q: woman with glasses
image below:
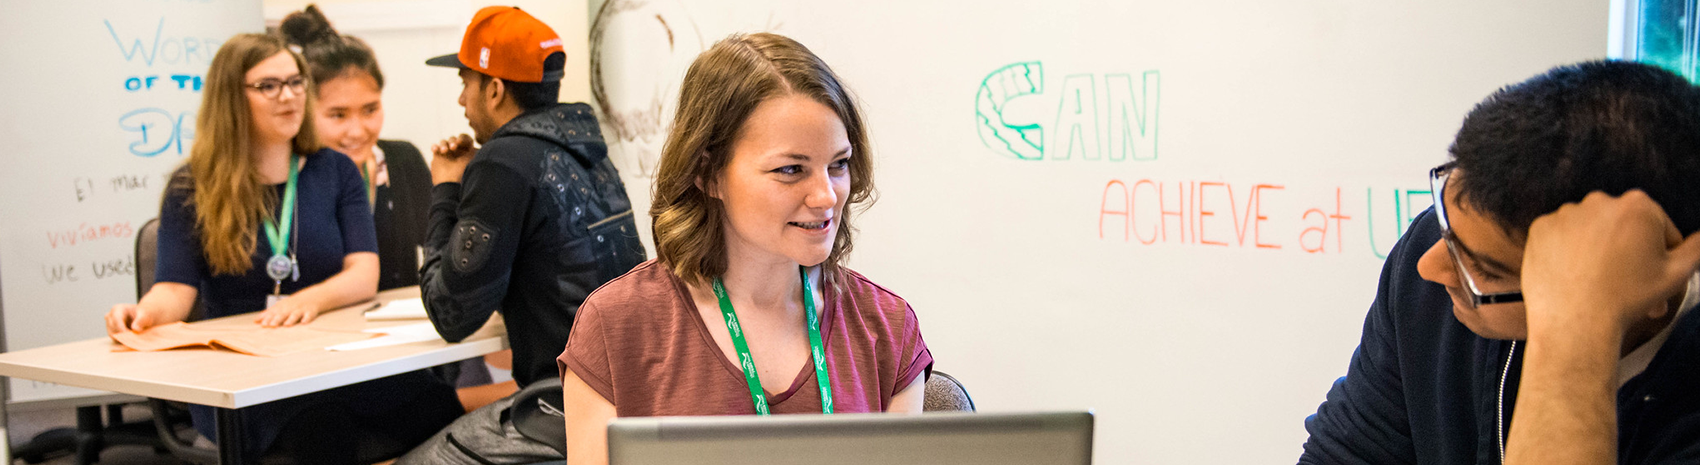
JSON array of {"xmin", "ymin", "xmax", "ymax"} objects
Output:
[{"xmin": 104, "ymin": 33, "xmax": 459, "ymax": 464}]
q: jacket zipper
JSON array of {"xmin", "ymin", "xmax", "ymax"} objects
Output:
[{"xmin": 1498, "ymin": 340, "xmax": 1517, "ymax": 464}]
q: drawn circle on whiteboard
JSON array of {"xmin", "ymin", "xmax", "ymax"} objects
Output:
[{"xmin": 590, "ymin": 0, "xmax": 705, "ymax": 177}]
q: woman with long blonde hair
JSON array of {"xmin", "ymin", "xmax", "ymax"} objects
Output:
[{"xmin": 104, "ymin": 33, "xmax": 458, "ymax": 464}]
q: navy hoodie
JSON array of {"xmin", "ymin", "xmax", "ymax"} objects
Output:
[{"xmin": 1300, "ymin": 208, "xmax": 1700, "ymax": 464}]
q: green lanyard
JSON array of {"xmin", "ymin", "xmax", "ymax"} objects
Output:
[
  {"xmin": 711, "ymin": 266, "xmax": 833, "ymax": 415},
  {"xmin": 262, "ymin": 154, "xmax": 300, "ymax": 287}
]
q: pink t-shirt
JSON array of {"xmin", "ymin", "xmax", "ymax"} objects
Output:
[{"xmin": 558, "ymin": 260, "xmax": 933, "ymax": 416}]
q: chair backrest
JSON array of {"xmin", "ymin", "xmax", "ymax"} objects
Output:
[
  {"xmin": 135, "ymin": 218, "xmax": 159, "ymax": 300},
  {"xmin": 923, "ymin": 370, "xmax": 975, "ymax": 412},
  {"xmin": 135, "ymin": 217, "xmax": 205, "ymax": 321}
]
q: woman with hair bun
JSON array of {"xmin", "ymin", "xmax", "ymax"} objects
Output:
[{"xmin": 279, "ymin": 5, "xmax": 434, "ymax": 292}]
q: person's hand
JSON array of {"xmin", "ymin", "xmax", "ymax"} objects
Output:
[
  {"xmin": 431, "ymin": 134, "xmax": 476, "ymax": 185},
  {"xmin": 254, "ymin": 297, "xmax": 321, "ymax": 327},
  {"xmin": 105, "ymin": 303, "xmax": 158, "ymax": 334},
  {"xmin": 1521, "ymin": 190, "xmax": 1700, "ymax": 336}
]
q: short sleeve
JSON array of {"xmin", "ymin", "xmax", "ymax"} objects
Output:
[
  {"xmin": 560, "ymin": 300, "xmax": 616, "ymax": 404},
  {"xmin": 327, "ymin": 150, "xmax": 378, "ymax": 254},
  {"xmin": 892, "ymin": 303, "xmax": 933, "ymax": 397},
  {"xmin": 154, "ymin": 181, "xmax": 207, "ymax": 287}
]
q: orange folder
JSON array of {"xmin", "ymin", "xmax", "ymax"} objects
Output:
[{"xmin": 110, "ymin": 321, "xmax": 376, "ymax": 357}]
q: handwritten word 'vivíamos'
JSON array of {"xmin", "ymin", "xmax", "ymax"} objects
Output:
[{"xmin": 46, "ymin": 221, "xmax": 135, "ymax": 249}]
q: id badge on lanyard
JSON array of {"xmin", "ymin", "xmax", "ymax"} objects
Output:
[{"xmin": 264, "ymin": 153, "xmax": 301, "ymax": 310}]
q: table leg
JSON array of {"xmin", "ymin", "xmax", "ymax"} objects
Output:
[{"xmin": 215, "ymin": 407, "xmax": 245, "ymax": 465}]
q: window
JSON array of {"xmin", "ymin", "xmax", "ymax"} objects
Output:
[{"xmin": 1632, "ymin": 0, "xmax": 1700, "ymax": 81}]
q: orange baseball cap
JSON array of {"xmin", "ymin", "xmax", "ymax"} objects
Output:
[{"xmin": 426, "ymin": 6, "xmax": 565, "ymax": 83}]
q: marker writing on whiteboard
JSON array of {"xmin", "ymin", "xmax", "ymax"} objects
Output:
[
  {"xmin": 105, "ymin": 18, "xmax": 220, "ymax": 67},
  {"xmin": 1100, "ymin": 179, "xmax": 1421, "ymax": 258},
  {"xmin": 118, "ymin": 108, "xmax": 195, "ymax": 157},
  {"xmin": 72, "ymin": 174, "xmax": 153, "ymax": 202},
  {"xmin": 977, "ymin": 61, "xmax": 1160, "ymax": 162}
]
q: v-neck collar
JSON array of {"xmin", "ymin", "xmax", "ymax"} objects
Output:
[{"xmin": 671, "ymin": 271, "xmax": 837, "ymax": 406}]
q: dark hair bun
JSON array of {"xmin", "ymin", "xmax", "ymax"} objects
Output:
[{"xmin": 279, "ymin": 5, "xmax": 338, "ymax": 46}]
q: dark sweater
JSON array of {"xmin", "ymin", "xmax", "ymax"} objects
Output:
[
  {"xmin": 420, "ymin": 103, "xmax": 646, "ymax": 387},
  {"xmin": 1300, "ymin": 208, "xmax": 1700, "ymax": 464}
]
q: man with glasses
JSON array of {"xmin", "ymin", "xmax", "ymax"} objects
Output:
[{"xmin": 1300, "ymin": 60, "xmax": 1700, "ymax": 465}]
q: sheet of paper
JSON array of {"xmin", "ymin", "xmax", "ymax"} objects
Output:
[
  {"xmin": 364, "ymin": 298, "xmax": 429, "ymax": 320},
  {"xmin": 325, "ymin": 322, "xmax": 444, "ymax": 351}
]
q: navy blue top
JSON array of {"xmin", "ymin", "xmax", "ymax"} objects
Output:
[
  {"xmin": 157, "ymin": 148, "xmax": 378, "ymax": 317},
  {"xmin": 155, "ymin": 149, "xmax": 450, "ymax": 458},
  {"xmin": 1300, "ymin": 208, "xmax": 1700, "ymax": 464}
]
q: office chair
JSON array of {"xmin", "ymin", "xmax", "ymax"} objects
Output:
[
  {"xmin": 11, "ymin": 219, "xmax": 205, "ymax": 465},
  {"xmin": 135, "ymin": 218, "xmax": 221, "ymax": 464},
  {"xmin": 923, "ymin": 370, "xmax": 976, "ymax": 412}
]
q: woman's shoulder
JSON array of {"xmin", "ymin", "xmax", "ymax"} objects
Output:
[
  {"xmin": 835, "ymin": 267, "xmax": 916, "ymax": 319},
  {"xmin": 305, "ymin": 147, "xmax": 354, "ymax": 167},
  {"xmin": 303, "ymin": 148, "xmax": 363, "ymax": 181},
  {"xmin": 376, "ymin": 139, "xmax": 424, "ymax": 159},
  {"xmin": 376, "ymin": 140, "xmax": 430, "ymax": 186},
  {"xmin": 165, "ymin": 163, "xmax": 194, "ymax": 193},
  {"xmin": 581, "ymin": 259, "xmax": 685, "ymax": 317}
]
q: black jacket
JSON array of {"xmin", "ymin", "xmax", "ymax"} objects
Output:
[
  {"xmin": 1300, "ymin": 208, "xmax": 1700, "ymax": 464},
  {"xmin": 420, "ymin": 103, "xmax": 646, "ymax": 387}
]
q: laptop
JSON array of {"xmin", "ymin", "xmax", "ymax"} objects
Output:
[{"xmin": 607, "ymin": 411, "xmax": 1093, "ymax": 465}]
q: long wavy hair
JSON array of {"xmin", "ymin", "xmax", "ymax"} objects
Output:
[
  {"xmin": 178, "ymin": 33, "xmax": 320, "ymax": 276},
  {"xmin": 650, "ymin": 32, "xmax": 875, "ymax": 286}
]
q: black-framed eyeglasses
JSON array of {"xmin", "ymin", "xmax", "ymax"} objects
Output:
[
  {"xmin": 1430, "ymin": 162, "xmax": 1524, "ymax": 308},
  {"xmin": 246, "ymin": 75, "xmax": 306, "ymax": 99}
]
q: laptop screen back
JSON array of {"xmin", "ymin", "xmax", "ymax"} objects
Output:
[{"xmin": 607, "ymin": 411, "xmax": 1094, "ymax": 465}]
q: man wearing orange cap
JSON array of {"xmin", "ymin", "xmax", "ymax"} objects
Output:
[{"xmin": 401, "ymin": 6, "xmax": 644, "ymax": 463}]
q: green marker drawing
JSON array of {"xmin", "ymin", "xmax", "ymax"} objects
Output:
[
  {"xmin": 976, "ymin": 61, "xmax": 1045, "ymax": 160},
  {"xmin": 1104, "ymin": 71, "xmax": 1160, "ymax": 161},
  {"xmin": 1054, "ymin": 74, "xmax": 1099, "ymax": 161},
  {"xmin": 1365, "ymin": 187, "xmax": 1432, "ymax": 259}
]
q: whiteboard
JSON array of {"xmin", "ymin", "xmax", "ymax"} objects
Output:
[
  {"xmin": 589, "ymin": 1, "xmax": 1607, "ymax": 463},
  {"xmin": 0, "ymin": 0, "xmax": 261, "ymax": 404}
]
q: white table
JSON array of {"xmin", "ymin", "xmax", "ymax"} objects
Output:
[{"xmin": 0, "ymin": 287, "xmax": 506, "ymax": 464}]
